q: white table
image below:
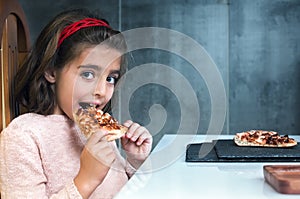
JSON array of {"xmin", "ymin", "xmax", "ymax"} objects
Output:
[{"xmin": 115, "ymin": 134, "xmax": 300, "ymax": 199}]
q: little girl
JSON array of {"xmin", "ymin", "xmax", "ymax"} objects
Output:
[{"xmin": 0, "ymin": 8, "xmax": 152, "ymax": 199}]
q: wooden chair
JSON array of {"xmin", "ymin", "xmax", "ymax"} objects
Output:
[{"xmin": 0, "ymin": 0, "xmax": 31, "ymax": 132}]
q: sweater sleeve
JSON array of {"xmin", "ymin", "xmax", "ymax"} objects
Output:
[
  {"xmin": 125, "ymin": 159, "xmax": 137, "ymax": 178},
  {"xmin": 0, "ymin": 121, "xmax": 82, "ymax": 199}
]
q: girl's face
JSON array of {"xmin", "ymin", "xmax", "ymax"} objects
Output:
[{"xmin": 53, "ymin": 45, "xmax": 122, "ymax": 120}]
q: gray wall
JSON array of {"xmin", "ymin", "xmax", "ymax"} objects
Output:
[{"xmin": 18, "ymin": 0, "xmax": 300, "ymax": 147}]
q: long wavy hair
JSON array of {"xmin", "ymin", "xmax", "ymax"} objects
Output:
[{"xmin": 15, "ymin": 8, "xmax": 127, "ymax": 115}]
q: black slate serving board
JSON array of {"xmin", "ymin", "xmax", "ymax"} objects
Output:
[
  {"xmin": 186, "ymin": 142, "xmax": 219, "ymax": 162},
  {"xmin": 186, "ymin": 139, "xmax": 300, "ymax": 162}
]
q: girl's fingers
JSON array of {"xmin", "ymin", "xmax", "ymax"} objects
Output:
[
  {"xmin": 136, "ymin": 130, "xmax": 151, "ymax": 146},
  {"xmin": 127, "ymin": 125, "xmax": 149, "ymax": 143},
  {"xmin": 131, "ymin": 126, "xmax": 147, "ymax": 142},
  {"xmin": 123, "ymin": 120, "xmax": 133, "ymax": 128},
  {"xmin": 126, "ymin": 123, "xmax": 141, "ymax": 139},
  {"xmin": 87, "ymin": 129, "xmax": 108, "ymax": 145},
  {"xmin": 85, "ymin": 133, "xmax": 116, "ymax": 167}
]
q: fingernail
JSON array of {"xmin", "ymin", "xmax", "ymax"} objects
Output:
[{"xmin": 126, "ymin": 132, "xmax": 132, "ymax": 137}]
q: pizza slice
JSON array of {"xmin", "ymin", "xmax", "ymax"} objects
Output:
[
  {"xmin": 234, "ymin": 130, "xmax": 297, "ymax": 147},
  {"xmin": 73, "ymin": 104, "xmax": 128, "ymax": 141}
]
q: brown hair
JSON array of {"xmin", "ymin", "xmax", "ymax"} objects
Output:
[{"xmin": 15, "ymin": 8, "xmax": 127, "ymax": 115}]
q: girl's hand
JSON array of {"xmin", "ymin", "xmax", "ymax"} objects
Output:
[
  {"xmin": 74, "ymin": 129, "xmax": 116, "ymax": 199},
  {"xmin": 121, "ymin": 120, "xmax": 153, "ymax": 169}
]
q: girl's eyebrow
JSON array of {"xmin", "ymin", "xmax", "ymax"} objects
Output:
[
  {"xmin": 79, "ymin": 64, "xmax": 121, "ymax": 75},
  {"xmin": 78, "ymin": 64, "xmax": 99, "ymax": 70},
  {"xmin": 110, "ymin": 70, "xmax": 121, "ymax": 75}
]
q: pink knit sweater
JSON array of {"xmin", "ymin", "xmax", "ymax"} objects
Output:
[{"xmin": 0, "ymin": 113, "xmax": 135, "ymax": 198}]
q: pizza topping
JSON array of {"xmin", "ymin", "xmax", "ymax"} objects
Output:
[
  {"xmin": 93, "ymin": 109, "xmax": 121, "ymax": 130},
  {"xmin": 73, "ymin": 104, "xmax": 128, "ymax": 141},
  {"xmin": 234, "ymin": 130, "xmax": 297, "ymax": 147}
]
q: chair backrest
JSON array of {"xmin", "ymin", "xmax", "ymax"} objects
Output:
[{"xmin": 0, "ymin": 0, "xmax": 31, "ymax": 132}]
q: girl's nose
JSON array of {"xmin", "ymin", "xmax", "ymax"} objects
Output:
[{"xmin": 93, "ymin": 79, "xmax": 107, "ymax": 97}]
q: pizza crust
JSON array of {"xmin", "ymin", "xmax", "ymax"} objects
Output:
[
  {"xmin": 105, "ymin": 126, "xmax": 128, "ymax": 141},
  {"xmin": 234, "ymin": 130, "xmax": 297, "ymax": 147},
  {"xmin": 74, "ymin": 106, "xmax": 128, "ymax": 141}
]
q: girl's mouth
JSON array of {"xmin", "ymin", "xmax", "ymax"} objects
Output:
[{"xmin": 78, "ymin": 102, "xmax": 100, "ymax": 109}]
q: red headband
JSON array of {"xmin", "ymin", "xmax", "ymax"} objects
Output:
[{"xmin": 57, "ymin": 18, "xmax": 111, "ymax": 48}]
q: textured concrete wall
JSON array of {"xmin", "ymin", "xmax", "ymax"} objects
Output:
[
  {"xmin": 18, "ymin": 0, "xmax": 300, "ymax": 147},
  {"xmin": 229, "ymin": 0, "xmax": 300, "ymax": 134}
]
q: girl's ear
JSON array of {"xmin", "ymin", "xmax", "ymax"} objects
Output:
[{"xmin": 44, "ymin": 69, "xmax": 57, "ymax": 83}]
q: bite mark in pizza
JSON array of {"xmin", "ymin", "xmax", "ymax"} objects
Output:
[{"xmin": 234, "ymin": 130, "xmax": 297, "ymax": 147}]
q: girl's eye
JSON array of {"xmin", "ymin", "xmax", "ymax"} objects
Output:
[
  {"xmin": 107, "ymin": 76, "xmax": 119, "ymax": 85},
  {"xmin": 80, "ymin": 71, "xmax": 95, "ymax": 80}
]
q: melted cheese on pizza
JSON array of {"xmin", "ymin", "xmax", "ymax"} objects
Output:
[{"xmin": 234, "ymin": 130, "xmax": 297, "ymax": 147}]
